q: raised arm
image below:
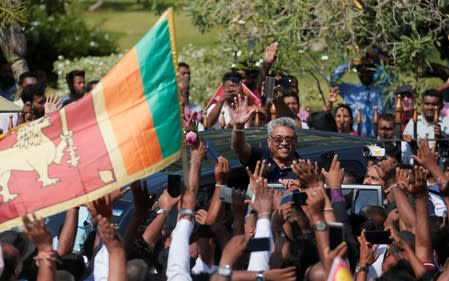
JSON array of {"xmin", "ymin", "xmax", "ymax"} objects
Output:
[
  {"xmin": 189, "ymin": 140, "xmax": 207, "ymax": 193},
  {"xmin": 123, "ymin": 181, "xmax": 155, "ymax": 253},
  {"xmin": 256, "ymin": 43, "xmax": 277, "ymax": 93},
  {"xmin": 96, "ymin": 213, "xmax": 126, "ymax": 281},
  {"xmin": 390, "ymin": 168, "xmax": 416, "ymax": 231},
  {"xmin": 210, "ymin": 235, "xmax": 249, "ymax": 281},
  {"xmin": 206, "ymin": 99, "xmax": 226, "ymax": 129},
  {"xmin": 206, "ymin": 156, "xmax": 230, "ymax": 224},
  {"xmin": 167, "ymin": 143, "xmax": 204, "ymax": 281},
  {"xmin": 23, "ymin": 214, "xmax": 57, "ymax": 281},
  {"xmin": 413, "ymin": 138, "xmax": 448, "ymax": 191},
  {"xmin": 230, "ymin": 95, "xmax": 256, "ymax": 164},
  {"xmin": 142, "ymin": 190, "xmax": 179, "ymax": 249},
  {"xmin": 407, "ymin": 166, "xmax": 433, "ymax": 263},
  {"xmin": 56, "ymin": 207, "xmax": 79, "ymax": 256},
  {"xmin": 329, "ymin": 63, "xmax": 349, "ymax": 86}
]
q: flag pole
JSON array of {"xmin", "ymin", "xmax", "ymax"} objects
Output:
[{"xmin": 166, "ymin": 8, "xmax": 189, "ymax": 188}]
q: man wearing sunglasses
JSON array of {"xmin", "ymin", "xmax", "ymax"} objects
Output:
[{"xmin": 230, "ymin": 95, "xmax": 299, "ymax": 182}]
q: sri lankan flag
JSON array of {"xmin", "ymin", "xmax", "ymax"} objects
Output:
[{"xmin": 0, "ymin": 9, "xmax": 183, "ymax": 231}]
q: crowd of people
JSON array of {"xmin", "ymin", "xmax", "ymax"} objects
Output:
[{"xmin": 1, "ymin": 42, "xmax": 449, "ymax": 281}]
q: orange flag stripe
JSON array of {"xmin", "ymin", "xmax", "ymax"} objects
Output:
[{"xmin": 102, "ymin": 48, "xmax": 163, "ymax": 175}]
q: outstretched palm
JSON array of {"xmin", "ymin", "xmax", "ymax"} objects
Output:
[{"xmin": 230, "ymin": 94, "xmax": 255, "ymax": 126}]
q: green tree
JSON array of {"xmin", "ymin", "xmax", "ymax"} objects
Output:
[
  {"xmin": 185, "ymin": 0, "xmax": 449, "ymax": 93},
  {"xmin": 0, "ymin": 0, "xmax": 29, "ymax": 81},
  {"xmin": 0, "ymin": 0, "xmax": 117, "ymax": 84}
]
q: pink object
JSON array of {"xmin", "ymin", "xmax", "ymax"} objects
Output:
[
  {"xmin": 441, "ymin": 102, "xmax": 449, "ymax": 118},
  {"xmin": 185, "ymin": 131, "xmax": 198, "ymax": 147}
]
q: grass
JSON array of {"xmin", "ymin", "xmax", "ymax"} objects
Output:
[{"xmin": 77, "ymin": 1, "xmax": 218, "ymax": 51}]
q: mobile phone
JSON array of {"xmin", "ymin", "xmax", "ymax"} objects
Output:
[
  {"xmin": 197, "ymin": 224, "xmax": 214, "ymax": 238},
  {"xmin": 264, "ymin": 76, "xmax": 276, "ymax": 101},
  {"xmin": 280, "ymin": 192, "xmax": 307, "ymax": 207},
  {"xmin": 329, "ymin": 222, "xmax": 345, "ymax": 250},
  {"xmin": 292, "ymin": 192, "xmax": 308, "ymax": 207},
  {"xmin": 219, "ymin": 185, "xmax": 233, "ymax": 204},
  {"xmin": 280, "ymin": 192, "xmax": 293, "ymax": 206},
  {"xmin": 206, "ymin": 140, "xmax": 219, "ymax": 162},
  {"xmin": 320, "ymin": 151, "xmax": 336, "ymax": 172},
  {"xmin": 364, "ymin": 230, "xmax": 392, "ymax": 245},
  {"xmin": 246, "ymin": 237, "xmax": 270, "ymax": 252},
  {"xmin": 167, "ymin": 174, "xmax": 182, "ymax": 198}
]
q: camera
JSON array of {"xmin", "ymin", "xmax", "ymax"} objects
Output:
[{"xmin": 363, "ymin": 144, "xmax": 385, "ymax": 159}]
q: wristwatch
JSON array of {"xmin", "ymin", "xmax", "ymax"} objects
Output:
[
  {"xmin": 256, "ymin": 271, "xmax": 265, "ymax": 281},
  {"xmin": 312, "ymin": 220, "xmax": 328, "ymax": 231},
  {"xmin": 355, "ymin": 265, "xmax": 369, "ymax": 273},
  {"xmin": 179, "ymin": 208, "xmax": 195, "ymax": 219},
  {"xmin": 217, "ymin": 264, "xmax": 232, "ymax": 278},
  {"xmin": 155, "ymin": 207, "xmax": 168, "ymax": 217}
]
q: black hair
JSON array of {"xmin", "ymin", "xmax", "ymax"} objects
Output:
[
  {"xmin": 65, "ymin": 70, "xmax": 85, "ymax": 94},
  {"xmin": 222, "ymin": 71, "xmax": 242, "ymax": 84},
  {"xmin": 335, "ymin": 104, "xmax": 354, "ymax": 121},
  {"xmin": 307, "ymin": 112, "xmax": 338, "ymax": 132},
  {"xmin": 21, "ymin": 83, "xmax": 45, "ymax": 104},
  {"xmin": 422, "ymin": 89, "xmax": 443, "ymax": 105},
  {"xmin": 1, "ymin": 244, "xmax": 21, "ymax": 281},
  {"xmin": 384, "ymin": 142, "xmax": 401, "ymax": 162},
  {"xmin": 283, "ymin": 92, "xmax": 299, "ymax": 103},
  {"xmin": 376, "ymin": 260, "xmax": 415, "ymax": 281},
  {"xmin": 18, "ymin": 71, "xmax": 38, "ymax": 86},
  {"xmin": 379, "ymin": 113, "xmax": 395, "ymax": 123},
  {"xmin": 178, "ymin": 62, "xmax": 190, "ymax": 69}
]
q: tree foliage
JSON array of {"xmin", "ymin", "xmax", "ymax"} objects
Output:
[
  {"xmin": 0, "ymin": 0, "xmax": 27, "ymax": 29},
  {"xmin": 24, "ymin": 1, "xmax": 117, "ymax": 82},
  {"xmin": 185, "ymin": 0, "xmax": 449, "ymax": 89},
  {"xmin": 0, "ymin": 0, "xmax": 117, "ymax": 84}
]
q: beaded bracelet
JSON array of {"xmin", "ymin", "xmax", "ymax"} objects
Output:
[{"xmin": 190, "ymin": 159, "xmax": 202, "ymax": 165}]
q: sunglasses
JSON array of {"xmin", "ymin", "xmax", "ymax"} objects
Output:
[{"xmin": 269, "ymin": 135, "xmax": 297, "ymax": 144}]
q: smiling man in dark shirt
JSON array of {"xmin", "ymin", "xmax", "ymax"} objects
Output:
[{"xmin": 230, "ymin": 94, "xmax": 299, "ymax": 182}]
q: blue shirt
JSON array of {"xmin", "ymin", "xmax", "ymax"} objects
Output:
[{"xmin": 329, "ymin": 64, "xmax": 389, "ymax": 137}]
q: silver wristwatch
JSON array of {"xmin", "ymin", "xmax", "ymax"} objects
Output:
[
  {"xmin": 217, "ymin": 264, "xmax": 232, "ymax": 278},
  {"xmin": 179, "ymin": 208, "xmax": 195, "ymax": 218},
  {"xmin": 156, "ymin": 207, "xmax": 168, "ymax": 217},
  {"xmin": 256, "ymin": 271, "xmax": 265, "ymax": 281}
]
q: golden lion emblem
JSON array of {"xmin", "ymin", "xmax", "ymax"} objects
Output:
[{"xmin": 0, "ymin": 115, "xmax": 79, "ymax": 203}]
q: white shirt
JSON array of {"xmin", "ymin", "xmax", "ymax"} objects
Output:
[
  {"xmin": 206, "ymin": 102, "xmax": 232, "ymax": 129},
  {"xmin": 0, "ymin": 99, "xmax": 23, "ymax": 133},
  {"xmin": 367, "ymin": 245, "xmax": 388, "ymax": 279},
  {"xmin": 93, "ymin": 244, "xmax": 109, "ymax": 281},
  {"xmin": 167, "ymin": 219, "xmax": 194, "ymax": 281},
  {"xmin": 429, "ymin": 185, "xmax": 447, "ymax": 217},
  {"xmin": 403, "ymin": 115, "xmax": 449, "ymax": 149},
  {"xmin": 191, "ymin": 257, "xmax": 217, "ymax": 275},
  {"xmin": 247, "ymin": 218, "xmax": 273, "ymax": 271}
]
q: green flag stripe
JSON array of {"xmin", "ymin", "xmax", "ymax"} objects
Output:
[{"xmin": 135, "ymin": 18, "xmax": 181, "ymax": 158}]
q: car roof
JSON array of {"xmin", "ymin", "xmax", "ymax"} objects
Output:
[{"xmin": 143, "ymin": 128, "xmax": 374, "ymax": 194}]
